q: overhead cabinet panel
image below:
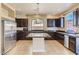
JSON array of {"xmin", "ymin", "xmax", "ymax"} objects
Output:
[
  {"xmin": 75, "ymin": 8, "xmax": 79, "ymax": 26},
  {"xmin": 55, "ymin": 18, "xmax": 61, "ymax": 27},
  {"xmin": 16, "ymin": 18, "xmax": 28, "ymax": 27},
  {"xmin": 47, "ymin": 18, "xmax": 65, "ymax": 27},
  {"xmin": 47, "ymin": 19, "xmax": 55, "ymax": 27}
]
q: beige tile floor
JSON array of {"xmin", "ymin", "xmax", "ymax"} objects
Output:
[{"xmin": 6, "ymin": 40, "xmax": 75, "ymax": 55}]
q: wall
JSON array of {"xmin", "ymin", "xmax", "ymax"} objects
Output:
[
  {"xmin": 27, "ymin": 14, "xmax": 64, "ymax": 31},
  {"xmin": 27, "ymin": 15, "xmax": 46, "ymax": 31},
  {"xmin": 31, "ymin": 19, "xmax": 44, "ymax": 30}
]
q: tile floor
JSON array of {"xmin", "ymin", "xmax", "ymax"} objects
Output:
[{"xmin": 6, "ymin": 40, "xmax": 75, "ymax": 55}]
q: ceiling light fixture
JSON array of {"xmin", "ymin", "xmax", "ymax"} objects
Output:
[{"xmin": 35, "ymin": 3, "xmax": 40, "ymax": 19}]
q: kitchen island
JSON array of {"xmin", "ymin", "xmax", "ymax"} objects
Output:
[{"xmin": 27, "ymin": 32, "xmax": 51, "ymax": 54}]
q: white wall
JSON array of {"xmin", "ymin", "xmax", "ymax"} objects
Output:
[
  {"xmin": 28, "ymin": 18, "xmax": 44, "ymax": 31},
  {"xmin": 28, "ymin": 15, "xmax": 46, "ymax": 31}
]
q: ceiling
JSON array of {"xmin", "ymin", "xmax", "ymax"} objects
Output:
[{"xmin": 8, "ymin": 3, "xmax": 78, "ymax": 16}]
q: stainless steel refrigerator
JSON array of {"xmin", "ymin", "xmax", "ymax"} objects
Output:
[{"xmin": 1, "ymin": 19, "xmax": 16, "ymax": 55}]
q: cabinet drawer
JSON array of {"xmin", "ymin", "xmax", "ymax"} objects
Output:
[
  {"xmin": 69, "ymin": 42, "xmax": 76, "ymax": 52},
  {"xmin": 69, "ymin": 36, "xmax": 76, "ymax": 53}
]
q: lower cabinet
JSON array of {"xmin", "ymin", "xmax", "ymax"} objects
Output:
[
  {"xmin": 69, "ymin": 36, "xmax": 76, "ymax": 53},
  {"xmin": 54, "ymin": 32, "xmax": 64, "ymax": 45},
  {"xmin": 69, "ymin": 36, "xmax": 79, "ymax": 54},
  {"xmin": 17, "ymin": 30, "xmax": 29, "ymax": 40}
]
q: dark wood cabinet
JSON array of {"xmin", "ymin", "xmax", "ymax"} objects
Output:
[
  {"xmin": 54, "ymin": 32, "xmax": 64, "ymax": 45},
  {"xmin": 17, "ymin": 30, "xmax": 29, "ymax": 40},
  {"xmin": 74, "ymin": 8, "xmax": 79, "ymax": 26},
  {"xmin": 16, "ymin": 18, "xmax": 28, "ymax": 27},
  {"xmin": 16, "ymin": 18, "xmax": 28, "ymax": 40},
  {"xmin": 55, "ymin": 17, "xmax": 65, "ymax": 27},
  {"xmin": 47, "ymin": 19, "xmax": 55, "ymax": 27},
  {"xmin": 69, "ymin": 36, "xmax": 76, "ymax": 53},
  {"xmin": 47, "ymin": 18, "xmax": 64, "ymax": 27},
  {"xmin": 47, "ymin": 31, "xmax": 55, "ymax": 37},
  {"xmin": 55, "ymin": 18, "xmax": 61, "ymax": 27}
]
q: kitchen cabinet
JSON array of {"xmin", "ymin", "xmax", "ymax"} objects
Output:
[
  {"xmin": 16, "ymin": 18, "xmax": 28, "ymax": 40},
  {"xmin": 74, "ymin": 8, "xmax": 79, "ymax": 26},
  {"xmin": 17, "ymin": 30, "xmax": 29, "ymax": 40},
  {"xmin": 69, "ymin": 36, "xmax": 79, "ymax": 54},
  {"xmin": 55, "ymin": 18, "xmax": 65, "ymax": 27},
  {"xmin": 55, "ymin": 17, "xmax": 65, "ymax": 27},
  {"xmin": 47, "ymin": 18, "xmax": 64, "ymax": 27},
  {"xmin": 69, "ymin": 36, "xmax": 76, "ymax": 53},
  {"xmin": 46, "ymin": 31, "xmax": 55, "ymax": 38},
  {"xmin": 54, "ymin": 32, "xmax": 64, "ymax": 45},
  {"xmin": 47, "ymin": 19, "xmax": 55, "ymax": 27},
  {"xmin": 16, "ymin": 18, "xmax": 28, "ymax": 27},
  {"xmin": 55, "ymin": 18, "xmax": 61, "ymax": 27}
]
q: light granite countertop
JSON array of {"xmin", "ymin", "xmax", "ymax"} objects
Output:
[{"xmin": 26, "ymin": 33, "xmax": 51, "ymax": 38}]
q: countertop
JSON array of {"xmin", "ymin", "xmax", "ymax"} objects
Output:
[
  {"xmin": 17, "ymin": 29, "xmax": 79, "ymax": 38},
  {"xmin": 57, "ymin": 32, "xmax": 79, "ymax": 38},
  {"xmin": 26, "ymin": 33, "xmax": 51, "ymax": 38},
  {"xmin": 27, "ymin": 30, "xmax": 78, "ymax": 38},
  {"xmin": 28, "ymin": 30, "xmax": 56, "ymax": 33}
]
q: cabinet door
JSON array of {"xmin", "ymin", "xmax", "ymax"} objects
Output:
[
  {"xmin": 47, "ymin": 19, "xmax": 55, "ymax": 27},
  {"xmin": 24, "ymin": 19, "xmax": 28, "ymax": 27},
  {"xmin": 69, "ymin": 42, "xmax": 75, "ymax": 52},
  {"xmin": 76, "ymin": 9, "xmax": 79, "ymax": 26},
  {"xmin": 69, "ymin": 37, "xmax": 76, "ymax": 53},
  {"xmin": 55, "ymin": 18, "xmax": 61, "ymax": 27},
  {"xmin": 16, "ymin": 19, "xmax": 20, "ymax": 27},
  {"xmin": 16, "ymin": 18, "xmax": 28, "ymax": 27}
]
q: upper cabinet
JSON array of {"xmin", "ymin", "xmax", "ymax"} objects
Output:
[
  {"xmin": 74, "ymin": 8, "xmax": 79, "ymax": 26},
  {"xmin": 0, "ymin": 3, "xmax": 16, "ymax": 20},
  {"xmin": 47, "ymin": 17, "xmax": 64, "ymax": 27},
  {"xmin": 47, "ymin": 19, "xmax": 55, "ymax": 27},
  {"xmin": 16, "ymin": 18, "xmax": 28, "ymax": 27},
  {"xmin": 55, "ymin": 18, "xmax": 61, "ymax": 27},
  {"xmin": 55, "ymin": 17, "xmax": 64, "ymax": 27}
]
